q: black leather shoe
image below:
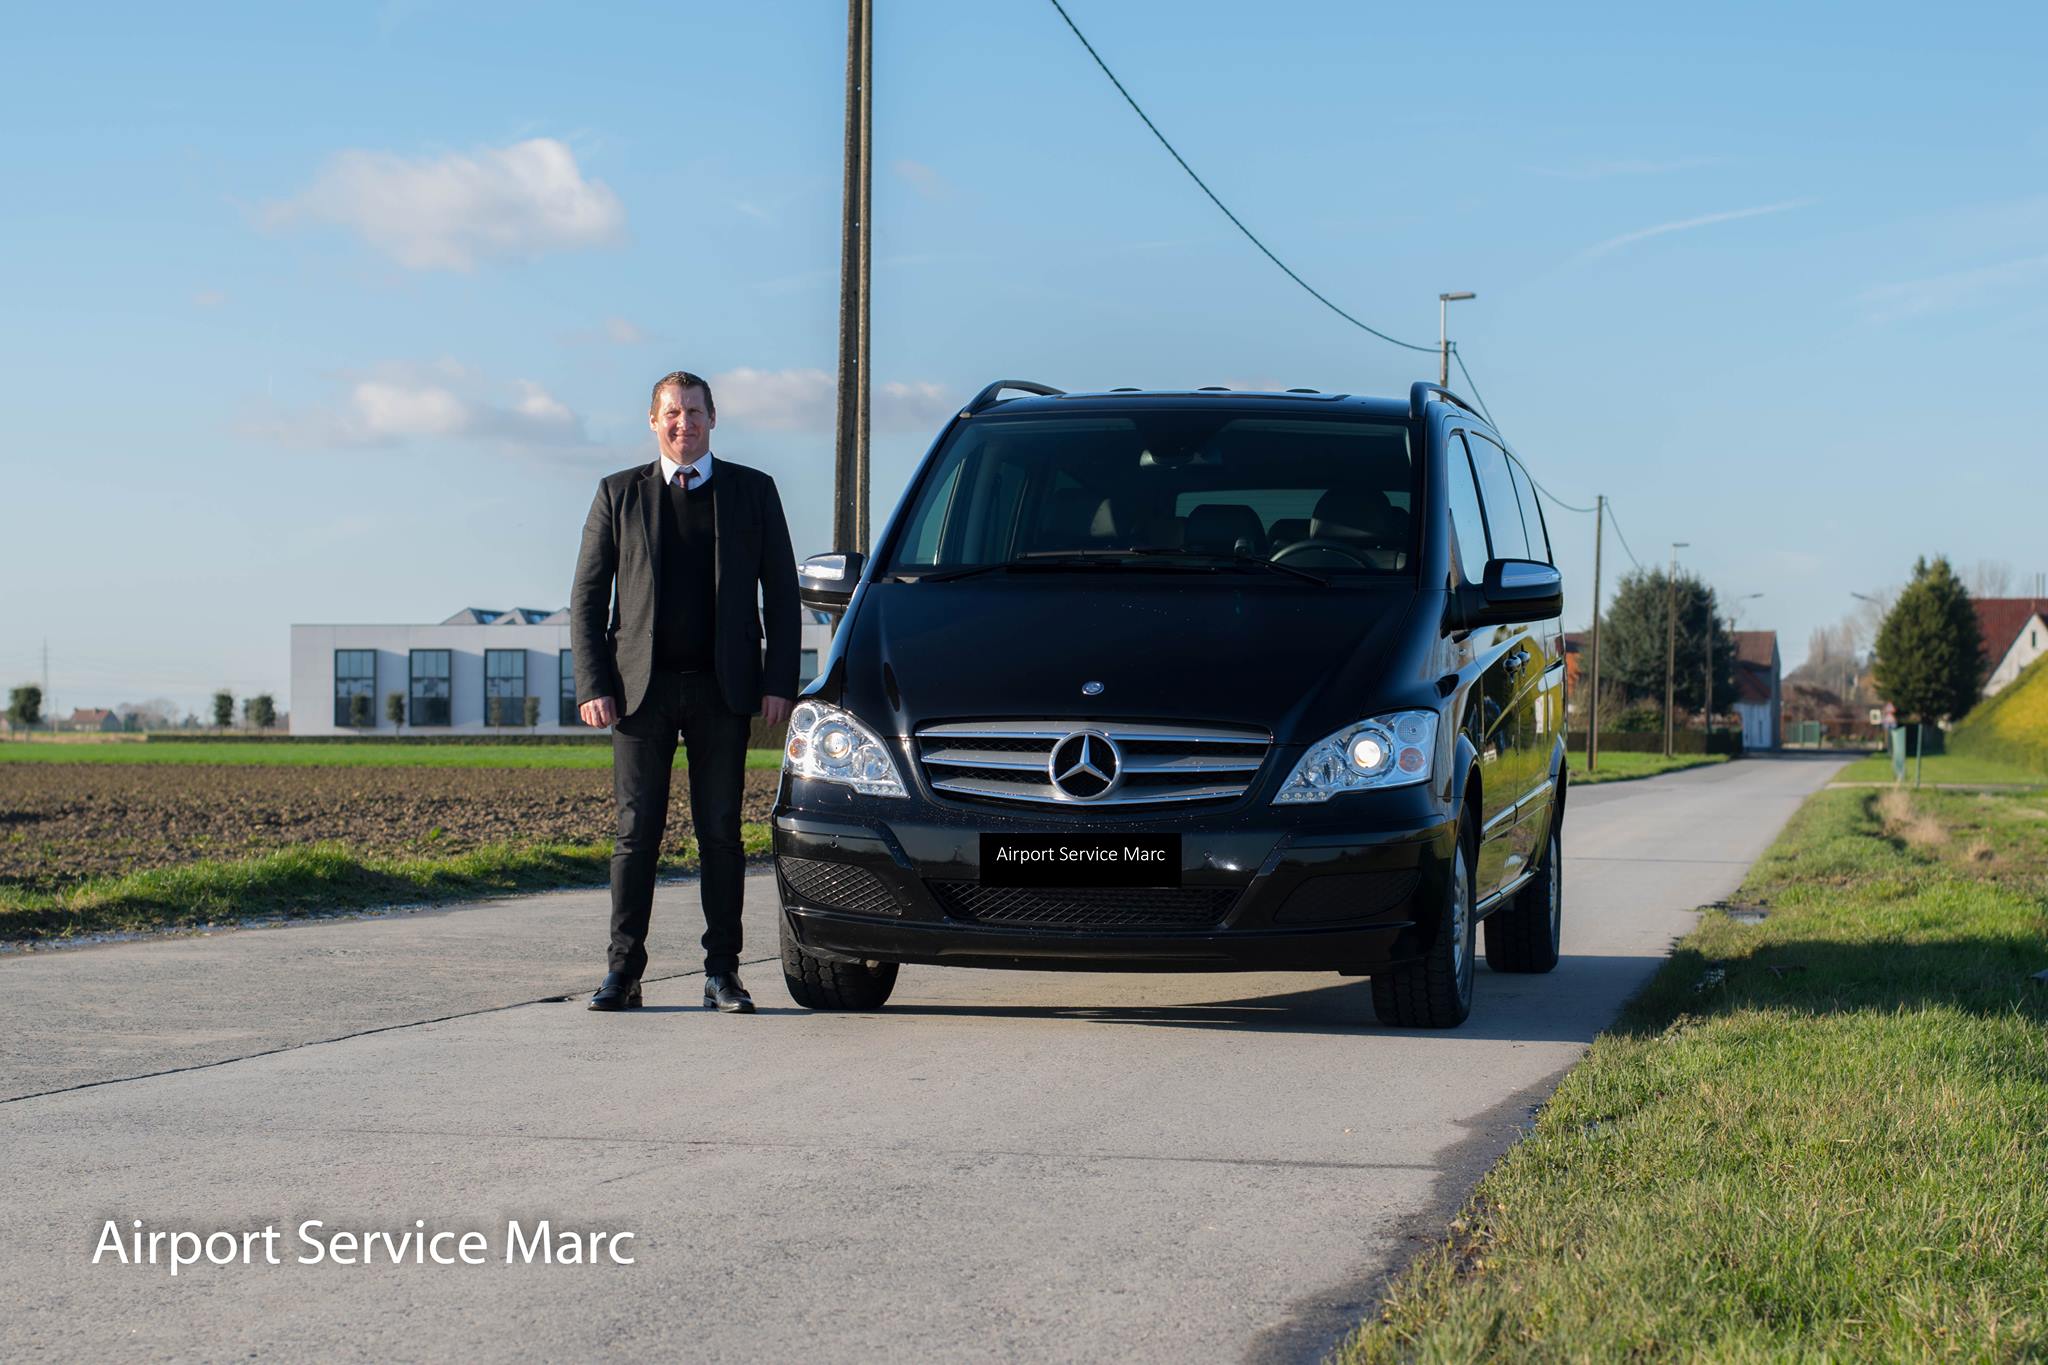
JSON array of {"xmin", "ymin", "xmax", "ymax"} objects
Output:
[
  {"xmin": 587, "ymin": 972, "xmax": 643, "ymax": 1011},
  {"xmin": 703, "ymin": 973, "xmax": 755, "ymax": 1013}
]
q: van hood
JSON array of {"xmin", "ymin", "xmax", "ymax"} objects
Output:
[{"xmin": 834, "ymin": 577, "xmax": 1442, "ymax": 745}]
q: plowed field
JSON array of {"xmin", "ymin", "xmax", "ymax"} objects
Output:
[{"xmin": 0, "ymin": 764, "xmax": 781, "ymax": 892}]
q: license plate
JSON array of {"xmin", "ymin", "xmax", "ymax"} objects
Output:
[{"xmin": 979, "ymin": 833, "xmax": 1182, "ymax": 887}]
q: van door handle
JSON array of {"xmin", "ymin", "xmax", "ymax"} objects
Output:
[{"xmin": 1504, "ymin": 650, "xmax": 1530, "ymax": 673}]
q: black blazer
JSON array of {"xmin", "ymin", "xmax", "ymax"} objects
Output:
[{"xmin": 570, "ymin": 458, "xmax": 801, "ymax": 717}]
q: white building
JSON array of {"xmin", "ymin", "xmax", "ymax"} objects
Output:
[
  {"xmin": 1732, "ymin": 630, "xmax": 1782, "ymax": 750},
  {"xmin": 290, "ymin": 607, "xmax": 831, "ymax": 736}
]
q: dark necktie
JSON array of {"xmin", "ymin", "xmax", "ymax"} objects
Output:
[{"xmin": 678, "ymin": 467, "xmax": 700, "ymax": 494}]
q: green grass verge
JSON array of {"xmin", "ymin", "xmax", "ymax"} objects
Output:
[
  {"xmin": 1339, "ymin": 784, "xmax": 2048, "ymax": 1362},
  {"xmin": 1833, "ymin": 750, "xmax": 2046, "ymax": 786},
  {"xmin": 0, "ymin": 741, "xmax": 784, "ymax": 770},
  {"xmin": 1570, "ymin": 751, "xmax": 1729, "ymax": 785},
  {"xmin": 1951, "ymin": 653, "xmax": 2048, "ymax": 779},
  {"xmin": 0, "ymin": 824, "xmax": 774, "ymax": 941}
]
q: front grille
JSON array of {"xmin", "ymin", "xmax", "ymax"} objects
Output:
[
  {"xmin": 915, "ymin": 719, "xmax": 1270, "ymax": 809},
  {"xmin": 778, "ymin": 856, "xmax": 900, "ymax": 916},
  {"xmin": 928, "ymin": 882, "xmax": 1239, "ymax": 930},
  {"xmin": 1271, "ymin": 870, "xmax": 1422, "ymax": 925}
]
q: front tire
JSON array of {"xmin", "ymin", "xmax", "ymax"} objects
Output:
[
  {"xmin": 1485, "ymin": 816, "xmax": 1563, "ymax": 974},
  {"xmin": 1371, "ymin": 822, "xmax": 1476, "ymax": 1028},
  {"xmin": 780, "ymin": 912, "xmax": 899, "ymax": 1010}
]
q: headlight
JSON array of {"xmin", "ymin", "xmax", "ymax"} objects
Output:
[
  {"xmin": 1273, "ymin": 709, "xmax": 1438, "ymax": 803},
  {"xmin": 783, "ymin": 701, "xmax": 907, "ymax": 798}
]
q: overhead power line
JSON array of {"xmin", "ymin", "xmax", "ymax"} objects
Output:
[
  {"xmin": 1448, "ymin": 344, "xmax": 1497, "ymax": 426},
  {"xmin": 1531, "ymin": 478, "xmax": 1598, "ymax": 515},
  {"xmin": 1045, "ymin": 0, "xmax": 1438, "ymax": 355},
  {"xmin": 1606, "ymin": 503, "xmax": 1646, "ymax": 571}
]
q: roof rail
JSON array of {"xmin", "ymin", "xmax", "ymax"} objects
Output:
[
  {"xmin": 964, "ymin": 379, "xmax": 1064, "ymax": 414},
  {"xmin": 1408, "ymin": 381, "xmax": 1481, "ymax": 422}
]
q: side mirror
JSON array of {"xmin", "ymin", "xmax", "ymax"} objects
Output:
[
  {"xmin": 1456, "ymin": 558, "xmax": 1562, "ymax": 628},
  {"xmin": 799, "ymin": 551, "xmax": 866, "ymax": 615}
]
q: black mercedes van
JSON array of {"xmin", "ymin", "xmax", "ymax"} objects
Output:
[{"xmin": 772, "ymin": 381, "xmax": 1566, "ymax": 1028}]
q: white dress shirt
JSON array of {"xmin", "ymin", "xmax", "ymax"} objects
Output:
[{"xmin": 659, "ymin": 450, "xmax": 715, "ymax": 489}]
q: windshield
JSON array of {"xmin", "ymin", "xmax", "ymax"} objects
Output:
[{"xmin": 883, "ymin": 410, "xmax": 1417, "ymax": 578}]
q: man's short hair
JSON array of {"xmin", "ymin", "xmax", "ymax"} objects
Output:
[{"xmin": 650, "ymin": 370, "xmax": 715, "ymax": 418}]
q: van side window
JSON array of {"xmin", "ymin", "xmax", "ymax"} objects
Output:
[
  {"xmin": 1443, "ymin": 432, "xmax": 1490, "ymax": 584},
  {"xmin": 1506, "ymin": 457, "xmax": 1551, "ymax": 564},
  {"xmin": 1465, "ymin": 432, "xmax": 1529, "ymax": 562}
]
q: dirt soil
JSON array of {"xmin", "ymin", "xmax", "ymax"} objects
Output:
[{"xmin": 0, "ymin": 765, "xmax": 782, "ymax": 892}]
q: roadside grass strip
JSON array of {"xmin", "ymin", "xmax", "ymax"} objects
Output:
[
  {"xmin": 1834, "ymin": 750, "xmax": 2048, "ymax": 788},
  {"xmin": 0, "ymin": 741, "xmax": 785, "ymax": 770},
  {"xmin": 0, "ymin": 824, "xmax": 774, "ymax": 941},
  {"xmin": 1340, "ymin": 785, "xmax": 2048, "ymax": 1362},
  {"xmin": 1571, "ymin": 752, "xmax": 1729, "ymax": 786}
]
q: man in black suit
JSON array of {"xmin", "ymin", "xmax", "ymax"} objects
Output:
[{"xmin": 571, "ymin": 370, "xmax": 800, "ymax": 1014}]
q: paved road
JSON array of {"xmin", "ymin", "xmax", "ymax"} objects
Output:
[{"xmin": 1, "ymin": 753, "xmax": 1845, "ymax": 1363}]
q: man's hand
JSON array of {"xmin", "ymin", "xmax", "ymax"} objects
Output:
[
  {"xmin": 580, "ymin": 696, "xmax": 619, "ymax": 728},
  {"xmin": 761, "ymin": 695, "xmax": 794, "ymax": 726}
]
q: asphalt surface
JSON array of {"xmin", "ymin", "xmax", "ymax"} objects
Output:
[{"xmin": 1, "ymin": 752, "xmax": 1846, "ymax": 1363}]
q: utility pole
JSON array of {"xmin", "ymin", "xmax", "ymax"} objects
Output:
[
  {"xmin": 41, "ymin": 637, "xmax": 50, "ymax": 736},
  {"xmin": 1586, "ymin": 496, "xmax": 1604, "ymax": 772},
  {"xmin": 1438, "ymin": 291, "xmax": 1474, "ymax": 388},
  {"xmin": 832, "ymin": 0, "xmax": 874, "ymax": 555},
  {"xmin": 1664, "ymin": 542, "xmax": 1689, "ymax": 758}
]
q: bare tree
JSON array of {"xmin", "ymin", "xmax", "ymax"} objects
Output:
[{"xmin": 1967, "ymin": 559, "xmax": 2014, "ymax": 598}]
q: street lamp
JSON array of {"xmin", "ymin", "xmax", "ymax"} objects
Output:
[
  {"xmin": 1438, "ymin": 291, "xmax": 1476, "ymax": 388},
  {"xmin": 1664, "ymin": 542, "xmax": 1690, "ymax": 757}
]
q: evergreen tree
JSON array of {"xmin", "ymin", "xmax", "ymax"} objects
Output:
[
  {"xmin": 386, "ymin": 692, "xmax": 405, "ymax": 736},
  {"xmin": 1596, "ymin": 568, "xmax": 1735, "ymax": 714},
  {"xmin": 7, "ymin": 684, "xmax": 41, "ymax": 733},
  {"xmin": 247, "ymin": 694, "xmax": 277, "ymax": 730},
  {"xmin": 1873, "ymin": 556, "xmax": 1984, "ymax": 722},
  {"xmin": 212, "ymin": 690, "xmax": 234, "ymax": 731}
]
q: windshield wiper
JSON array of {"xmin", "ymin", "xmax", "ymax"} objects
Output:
[
  {"xmin": 897, "ymin": 547, "xmax": 1324, "ymax": 586},
  {"xmin": 903, "ymin": 551, "xmax": 1157, "ymax": 583}
]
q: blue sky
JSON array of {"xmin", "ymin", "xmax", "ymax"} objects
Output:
[{"xmin": 3, "ymin": 0, "xmax": 2044, "ymax": 718}]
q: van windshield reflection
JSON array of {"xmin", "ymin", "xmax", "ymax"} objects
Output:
[{"xmin": 883, "ymin": 412, "xmax": 1417, "ymax": 580}]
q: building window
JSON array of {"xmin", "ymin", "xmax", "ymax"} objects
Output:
[
  {"xmin": 799, "ymin": 649, "xmax": 820, "ymax": 686},
  {"xmin": 334, "ymin": 650, "xmax": 376, "ymax": 727},
  {"xmin": 559, "ymin": 649, "xmax": 582, "ymax": 726},
  {"xmin": 485, "ymin": 649, "xmax": 526, "ymax": 727},
  {"xmin": 409, "ymin": 649, "xmax": 451, "ymax": 726}
]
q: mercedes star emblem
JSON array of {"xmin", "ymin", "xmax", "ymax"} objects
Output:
[
  {"xmin": 1048, "ymin": 730, "xmax": 1120, "ymax": 800},
  {"xmin": 1081, "ymin": 680, "xmax": 1104, "ymax": 696}
]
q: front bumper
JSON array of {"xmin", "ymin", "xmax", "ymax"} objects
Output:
[{"xmin": 771, "ymin": 789, "xmax": 1457, "ymax": 974}]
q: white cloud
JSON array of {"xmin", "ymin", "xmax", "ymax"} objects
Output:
[
  {"xmin": 265, "ymin": 138, "xmax": 625, "ymax": 271},
  {"xmin": 1857, "ymin": 252, "xmax": 2048, "ymax": 323},
  {"xmin": 711, "ymin": 367, "xmax": 956, "ymax": 433},
  {"xmin": 256, "ymin": 361, "xmax": 596, "ymax": 452},
  {"xmin": 1579, "ymin": 198, "xmax": 1815, "ymax": 260},
  {"xmin": 892, "ymin": 159, "xmax": 950, "ymax": 200}
]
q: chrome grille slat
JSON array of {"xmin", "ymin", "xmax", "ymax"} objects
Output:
[
  {"xmin": 914, "ymin": 719, "xmax": 1270, "ymax": 810},
  {"xmin": 920, "ymin": 748, "xmax": 1052, "ymax": 771}
]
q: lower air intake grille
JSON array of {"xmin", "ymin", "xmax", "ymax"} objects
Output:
[
  {"xmin": 928, "ymin": 882, "xmax": 1238, "ymax": 930},
  {"xmin": 778, "ymin": 857, "xmax": 900, "ymax": 916},
  {"xmin": 1270, "ymin": 869, "xmax": 1422, "ymax": 925}
]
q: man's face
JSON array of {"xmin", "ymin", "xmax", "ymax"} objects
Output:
[{"xmin": 649, "ymin": 384, "xmax": 715, "ymax": 464}]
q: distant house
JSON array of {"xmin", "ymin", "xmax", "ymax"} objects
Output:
[
  {"xmin": 1973, "ymin": 597, "xmax": 2048, "ymax": 698},
  {"xmin": 1732, "ymin": 631, "xmax": 1781, "ymax": 750},
  {"xmin": 65, "ymin": 707, "xmax": 122, "ymax": 733},
  {"xmin": 290, "ymin": 605, "xmax": 833, "ymax": 736}
]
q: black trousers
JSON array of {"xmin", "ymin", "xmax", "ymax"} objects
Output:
[{"xmin": 608, "ymin": 671, "xmax": 752, "ymax": 980}]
